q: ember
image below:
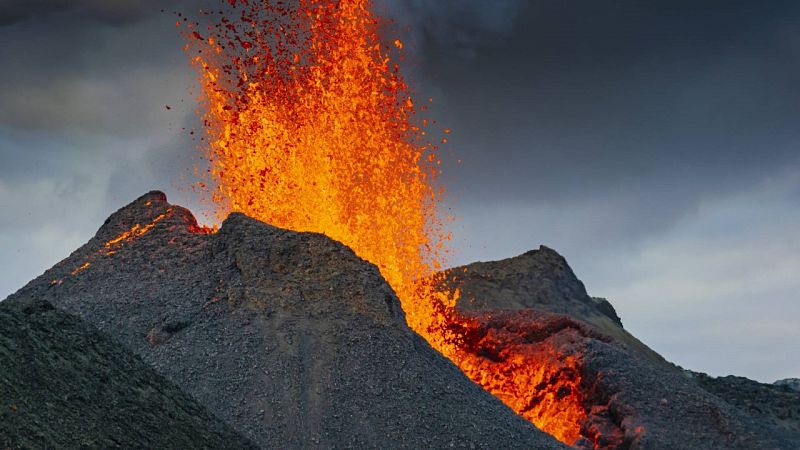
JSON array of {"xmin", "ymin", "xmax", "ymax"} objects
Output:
[{"xmin": 186, "ymin": 0, "xmax": 587, "ymax": 444}]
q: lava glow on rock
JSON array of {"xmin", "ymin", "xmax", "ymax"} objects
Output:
[{"xmin": 185, "ymin": 0, "xmax": 587, "ymax": 445}]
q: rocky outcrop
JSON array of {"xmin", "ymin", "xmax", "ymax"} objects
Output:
[
  {"xmin": 6, "ymin": 191, "xmax": 563, "ymax": 450},
  {"xmin": 441, "ymin": 247, "xmax": 667, "ymax": 366},
  {"xmin": 775, "ymin": 378, "xmax": 800, "ymax": 393},
  {"xmin": 0, "ymin": 298, "xmax": 255, "ymax": 449}
]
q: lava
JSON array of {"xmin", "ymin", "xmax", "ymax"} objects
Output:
[
  {"xmin": 186, "ymin": 0, "xmax": 587, "ymax": 445},
  {"xmin": 447, "ymin": 312, "xmax": 589, "ymax": 444},
  {"xmin": 70, "ymin": 262, "xmax": 91, "ymax": 276},
  {"xmin": 104, "ymin": 211, "xmax": 170, "ymax": 254},
  {"xmin": 54, "ymin": 207, "xmax": 181, "ymax": 285}
]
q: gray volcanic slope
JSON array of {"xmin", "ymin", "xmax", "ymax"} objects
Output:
[
  {"xmin": 5, "ymin": 191, "xmax": 564, "ymax": 450},
  {"xmin": 0, "ymin": 298, "xmax": 256, "ymax": 449},
  {"xmin": 442, "ymin": 249, "xmax": 800, "ymax": 449},
  {"xmin": 444, "ymin": 246, "xmax": 667, "ymax": 366}
]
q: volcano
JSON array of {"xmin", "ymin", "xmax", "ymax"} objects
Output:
[
  {"xmin": 2, "ymin": 191, "xmax": 798, "ymax": 449},
  {"xmin": 3, "ymin": 192, "xmax": 563, "ymax": 449}
]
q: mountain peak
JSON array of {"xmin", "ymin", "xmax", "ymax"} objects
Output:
[
  {"xmin": 446, "ymin": 245, "xmax": 591, "ymax": 315},
  {"xmin": 94, "ymin": 190, "xmax": 199, "ymax": 243}
]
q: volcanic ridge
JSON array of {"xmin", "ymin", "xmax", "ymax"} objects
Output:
[{"xmin": 2, "ymin": 191, "xmax": 798, "ymax": 449}]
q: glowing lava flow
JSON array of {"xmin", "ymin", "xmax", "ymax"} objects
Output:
[
  {"xmin": 52, "ymin": 207, "xmax": 179, "ymax": 285},
  {"xmin": 185, "ymin": 0, "xmax": 586, "ymax": 445}
]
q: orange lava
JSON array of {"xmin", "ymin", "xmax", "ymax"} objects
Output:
[
  {"xmin": 70, "ymin": 262, "xmax": 91, "ymax": 276},
  {"xmin": 186, "ymin": 0, "xmax": 453, "ymax": 344},
  {"xmin": 57, "ymin": 208, "xmax": 178, "ymax": 284},
  {"xmin": 448, "ymin": 313, "xmax": 588, "ymax": 444},
  {"xmin": 104, "ymin": 211, "xmax": 170, "ymax": 254},
  {"xmin": 186, "ymin": 0, "xmax": 586, "ymax": 445}
]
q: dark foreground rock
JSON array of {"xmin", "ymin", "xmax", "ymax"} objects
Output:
[
  {"xmin": 442, "ymin": 249, "xmax": 800, "ymax": 449},
  {"xmin": 0, "ymin": 298, "xmax": 255, "ymax": 449},
  {"xmin": 5, "ymin": 191, "xmax": 563, "ymax": 450}
]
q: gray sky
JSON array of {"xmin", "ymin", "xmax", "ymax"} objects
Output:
[{"xmin": 1, "ymin": 0, "xmax": 798, "ymax": 382}]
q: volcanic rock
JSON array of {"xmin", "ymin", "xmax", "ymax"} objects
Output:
[
  {"xmin": 0, "ymin": 297, "xmax": 255, "ymax": 449},
  {"xmin": 690, "ymin": 372, "xmax": 800, "ymax": 434},
  {"xmin": 5, "ymin": 191, "xmax": 564, "ymax": 449},
  {"xmin": 441, "ymin": 248, "xmax": 800, "ymax": 449},
  {"xmin": 775, "ymin": 378, "xmax": 800, "ymax": 393},
  {"xmin": 442, "ymin": 247, "xmax": 666, "ymax": 366}
]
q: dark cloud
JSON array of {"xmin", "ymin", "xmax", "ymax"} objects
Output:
[
  {"xmin": 376, "ymin": 1, "xmax": 800, "ymax": 380},
  {"xmin": 0, "ymin": 0, "xmax": 200, "ymax": 136},
  {"xmin": 392, "ymin": 1, "xmax": 800, "ymax": 220},
  {"xmin": 376, "ymin": 0, "xmax": 527, "ymax": 58},
  {"xmin": 0, "ymin": 0, "xmax": 167, "ymax": 26}
]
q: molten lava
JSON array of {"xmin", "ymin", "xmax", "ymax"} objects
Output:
[
  {"xmin": 53, "ymin": 207, "xmax": 182, "ymax": 284},
  {"xmin": 104, "ymin": 211, "xmax": 170, "ymax": 255},
  {"xmin": 448, "ymin": 312, "xmax": 589, "ymax": 445},
  {"xmin": 186, "ymin": 0, "xmax": 587, "ymax": 445}
]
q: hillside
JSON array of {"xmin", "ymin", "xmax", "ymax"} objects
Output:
[{"xmin": 0, "ymin": 297, "xmax": 255, "ymax": 449}]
